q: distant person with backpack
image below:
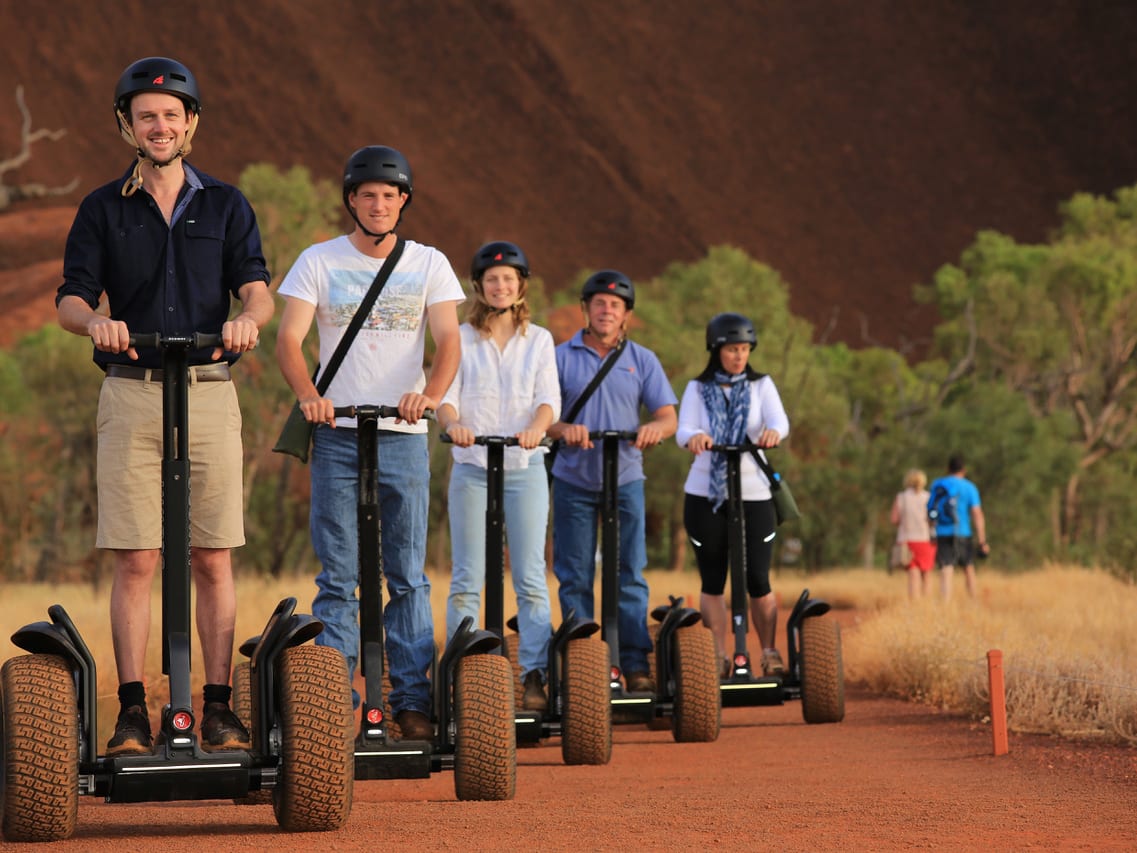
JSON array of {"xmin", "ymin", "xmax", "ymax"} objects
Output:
[
  {"xmin": 890, "ymin": 468, "xmax": 934, "ymax": 599},
  {"xmin": 927, "ymin": 454, "xmax": 989, "ymax": 600}
]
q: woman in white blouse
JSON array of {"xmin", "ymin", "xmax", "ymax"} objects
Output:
[
  {"xmin": 436, "ymin": 241, "xmax": 561, "ymax": 712},
  {"xmin": 676, "ymin": 313, "xmax": 790, "ymax": 680}
]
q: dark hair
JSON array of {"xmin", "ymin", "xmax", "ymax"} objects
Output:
[
  {"xmin": 694, "ymin": 352, "xmax": 763, "ymax": 383},
  {"xmin": 948, "ymin": 454, "xmax": 965, "ymax": 474}
]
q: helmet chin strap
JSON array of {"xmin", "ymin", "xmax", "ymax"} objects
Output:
[
  {"xmin": 350, "ymin": 209, "xmax": 401, "ymax": 246},
  {"xmin": 117, "ymin": 109, "xmax": 198, "ymax": 197}
]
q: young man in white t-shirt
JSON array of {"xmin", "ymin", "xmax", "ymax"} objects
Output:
[{"xmin": 275, "ymin": 145, "xmax": 464, "ymax": 740}]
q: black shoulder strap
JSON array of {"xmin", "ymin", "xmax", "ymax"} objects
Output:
[
  {"xmin": 314, "ymin": 237, "xmax": 405, "ymax": 394},
  {"xmin": 562, "ymin": 337, "xmax": 628, "ymax": 424},
  {"xmin": 747, "ymin": 441, "xmax": 783, "ymax": 491}
]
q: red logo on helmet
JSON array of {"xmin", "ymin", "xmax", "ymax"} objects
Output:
[
  {"xmin": 607, "ymin": 283, "xmax": 616, "ymax": 290},
  {"xmin": 152, "ymin": 75, "xmax": 165, "ymax": 85},
  {"xmin": 494, "ymin": 253, "xmax": 503, "ymax": 261}
]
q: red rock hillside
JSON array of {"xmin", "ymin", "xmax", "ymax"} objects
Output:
[{"xmin": 1, "ymin": 0, "xmax": 1136, "ymax": 350}]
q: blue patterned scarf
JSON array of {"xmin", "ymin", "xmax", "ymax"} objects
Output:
[{"xmin": 701, "ymin": 371, "xmax": 750, "ymax": 511}]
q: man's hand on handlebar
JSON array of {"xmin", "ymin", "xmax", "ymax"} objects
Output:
[
  {"xmin": 300, "ymin": 395, "xmax": 337, "ymax": 426},
  {"xmin": 396, "ymin": 392, "xmax": 437, "ymax": 425},
  {"xmin": 561, "ymin": 423, "xmax": 593, "ymax": 449}
]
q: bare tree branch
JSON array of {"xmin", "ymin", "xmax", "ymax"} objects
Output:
[{"xmin": 0, "ymin": 85, "xmax": 78, "ymax": 211}]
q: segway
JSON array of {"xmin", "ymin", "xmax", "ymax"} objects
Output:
[
  {"xmin": 234, "ymin": 404, "xmax": 515, "ymax": 801},
  {"xmin": 709, "ymin": 442, "xmax": 845, "ymax": 723},
  {"xmin": 1, "ymin": 333, "xmax": 353, "ymax": 843},
  {"xmin": 440, "ymin": 433, "xmax": 611, "ymax": 765},
  {"xmin": 587, "ymin": 430, "xmax": 721, "ymax": 742}
]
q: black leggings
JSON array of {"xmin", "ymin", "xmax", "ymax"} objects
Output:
[{"xmin": 683, "ymin": 493, "xmax": 777, "ymax": 598}]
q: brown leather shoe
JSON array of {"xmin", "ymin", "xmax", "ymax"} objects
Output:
[
  {"xmin": 106, "ymin": 705, "xmax": 152, "ymax": 756},
  {"xmin": 394, "ymin": 709, "xmax": 434, "ymax": 741},
  {"xmin": 625, "ymin": 671, "xmax": 655, "ymax": 693},
  {"xmin": 521, "ymin": 670, "xmax": 548, "ymax": 712}
]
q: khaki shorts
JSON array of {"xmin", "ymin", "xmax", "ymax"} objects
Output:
[{"xmin": 95, "ymin": 376, "xmax": 245, "ymax": 549}]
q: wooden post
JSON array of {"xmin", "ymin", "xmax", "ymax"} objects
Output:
[{"xmin": 987, "ymin": 649, "xmax": 1008, "ymax": 756}]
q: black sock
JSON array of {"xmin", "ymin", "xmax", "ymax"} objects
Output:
[
  {"xmin": 118, "ymin": 681, "xmax": 146, "ymax": 713},
  {"xmin": 203, "ymin": 683, "xmax": 232, "ymax": 706}
]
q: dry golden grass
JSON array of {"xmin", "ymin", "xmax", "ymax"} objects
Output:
[
  {"xmin": 807, "ymin": 564, "xmax": 1137, "ymax": 745},
  {"xmin": 4, "ymin": 564, "xmax": 1136, "ymax": 745}
]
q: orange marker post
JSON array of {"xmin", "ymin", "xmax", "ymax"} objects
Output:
[{"xmin": 987, "ymin": 649, "xmax": 1008, "ymax": 756}]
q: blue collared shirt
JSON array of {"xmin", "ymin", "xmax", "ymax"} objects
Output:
[
  {"xmin": 552, "ymin": 330, "xmax": 678, "ymax": 490},
  {"xmin": 57, "ymin": 162, "xmax": 270, "ymax": 369}
]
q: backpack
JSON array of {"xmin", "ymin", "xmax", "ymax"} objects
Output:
[{"xmin": 928, "ymin": 482, "xmax": 957, "ymax": 528}]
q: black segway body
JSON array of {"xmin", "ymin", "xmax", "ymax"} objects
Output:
[
  {"xmin": 271, "ymin": 404, "xmax": 518, "ymax": 800},
  {"xmin": 2, "ymin": 333, "xmax": 353, "ymax": 842},
  {"xmin": 442, "ymin": 434, "xmax": 611, "ymax": 765},
  {"xmin": 709, "ymin": 443, "xmax": 845, "ymax": 723},
  {"xmin": 589, "ymin": 430, "xmax": 721, "ymax": 742}
]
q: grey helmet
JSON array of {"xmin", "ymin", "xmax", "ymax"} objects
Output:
[{"xmin": 705, "ymin": 312, "xmax": 757, "ymax": 351}]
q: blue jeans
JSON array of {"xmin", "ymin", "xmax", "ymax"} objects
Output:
[
  {"xmin": 551, "ymin": 477, "xmax": 651, "ymax": 674},
  {"xmin": 309, "ymin": 425, "xmax": 433, "ymax": 714},
  {"xmin": 447, "ymin": 460, "xmax": 552, "ymax": 681}
]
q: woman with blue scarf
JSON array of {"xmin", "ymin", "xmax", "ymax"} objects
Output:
[{"xmin": 676, "ymin": 313, "xmax": 790, "ymax": 679}]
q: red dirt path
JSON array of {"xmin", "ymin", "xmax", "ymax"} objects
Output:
[{"xmin": 17, "ymin": 686, "xmax": 1136, "ymax": 851}]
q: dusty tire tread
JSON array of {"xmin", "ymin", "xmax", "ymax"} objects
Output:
[
  {"xmin": 800, "ymin": 616, "xmax": 846, "ymax": 724},
  {"xmin": 2, "ymin": 654, "xmax": 79, "ymax": 842},
  {"xmin": 454, "ymin": 654, "xmax": 517, "ymax": 801},
  {"xmin": 672, "ymin": 626, "xmax": 722, "ymax": 743},
  {"xmin": 561, "ymin": 638, "xmax": 612, "ymax": 765},
  {"xmin": 273, "ymin": 645, "xmax": 354, "ymax": 831}
]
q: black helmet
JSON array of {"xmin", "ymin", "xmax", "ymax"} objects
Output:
[
  {"xmin": 706, "ymin": 312, "xmax": 757, "ymax": 351},
  {"xmin": 581, "ymin": 269, "xmax": 635, "ymax": 309},
  {"xmin": 114, "ymin": 57, "xmax": 200, "ymax": 118},
  {"xmin": 471, "ymin": 241, "xmax": 530, "ymax": 280},
  {"xmin": 342, "ymin": 145, "xmax": 413, "ymax": 212}
]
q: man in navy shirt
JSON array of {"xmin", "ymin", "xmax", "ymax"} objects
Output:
[
  {"xmin": 547, "ymin": 270, "xmax": 678, "ymax": 694},
  {"xmin": 55, "ymin": 57, "xmax": 273, "ymax": 756}
]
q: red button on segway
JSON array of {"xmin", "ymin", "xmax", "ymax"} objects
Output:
[
  {"xmin": 366, "ymin": 708, "xmax": 383, "ymax": 724},
  {"xmin": 172, "ymin": 711, "xmax": 192, "ymax": 731}
]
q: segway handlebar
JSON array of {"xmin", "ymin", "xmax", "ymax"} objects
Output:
[
  {"xmin": 586, "ymin": 429, "xmax": 641, "ymax": 442},
  {"xmin": 332, "ymin": 404, "xmax": 437, "ymax": 422},
  {"xmin": 708, "ymin": 442, "xmax": 776, "ymax": 453},
  {"xmin": 438, "ymin": 434, "xmax": 554, "ymax": 448},
  {"xmin": 128, "ymin": 332, "xmax": 225, "ymax": 350}
]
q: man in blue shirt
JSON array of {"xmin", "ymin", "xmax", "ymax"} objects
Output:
[
  {"xmin": 55, "ymin": 57, "xmax": 273, "ymax": 757},
  {"xmin": 547, "ymin": 270, "xmax": 678, "ymax": 693},
  {"xmin": 927, "ymin": 454, "xmax": 990, "ymax": 601}
]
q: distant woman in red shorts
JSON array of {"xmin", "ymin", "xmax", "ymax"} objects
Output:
[{"xmin": 891, "ymin": 468, "xmax": 935, "ymax": 599}]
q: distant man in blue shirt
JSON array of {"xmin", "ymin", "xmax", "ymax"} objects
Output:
[
  {"xmin": 55, "ymin": 57, "xmax": 273, "ymax": 757},
  {"xmin": 927, "ymin": 453, "xmax": 990, "ymax": 601},
  {"xmin": 547, "ymin": 270, "xmax": 678, "ymax": 694}
]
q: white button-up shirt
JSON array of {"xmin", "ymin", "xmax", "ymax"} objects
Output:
[{"xmin": 441, "ymin": 322, "xmax": 562, "ymax": 469}]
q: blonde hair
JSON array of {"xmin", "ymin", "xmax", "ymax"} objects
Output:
[
  {"xmin": 903, "ymin": 468, "xmax": 927, "ymax": 490},
  {"xmin": 465, "ymin": 269, "xmax": 531, "ymax": 337}
]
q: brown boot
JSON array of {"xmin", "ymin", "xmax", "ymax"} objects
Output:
[
  {"xmin": 394, "ymin": 709, "xmax": 434, "ymax": 741},
  {"xmin": 522, "ymin": 670, "xmax": 548, "ymax": 712},
  {"xmin": 625, "ymin": 671, "xmax": 655, "ymax": 693}
]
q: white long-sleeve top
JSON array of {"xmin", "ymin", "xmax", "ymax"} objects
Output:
[
  {"xmin": 441, "ymin": 322, "xmax": 562, "ymax": 470},
  {"xmin": 675, "ymin": 375, "xmax": 790, "ymax": 501}
]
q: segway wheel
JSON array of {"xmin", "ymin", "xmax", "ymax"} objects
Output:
[
  {"xmin": 561, "ymin": 638, "xmax": 612, "ymax": 766},
  {"xmin": 800, "ymin": 616, "xmax": 846, "ymax": 724},
  {"xmin": 671, "ymin": 626, "xmax": 721, "ymax": 743},
  {"xmin": 1, "ymin": 654, "xmax": 78, "ymax": 842},
  {"xmin": 231, "ymin": 661, "xmax": 272, "ymax": 805},
  {"xmin": 454, "ymin": 654, "xmax": 516, "ymax": 801},
  {"xmin": 503, "ymin": 633, "xmax": 525, "ymax": 708},
  {"xmin": 272, "ymin": 645, "xmax": 354, "ymax": 831}
]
